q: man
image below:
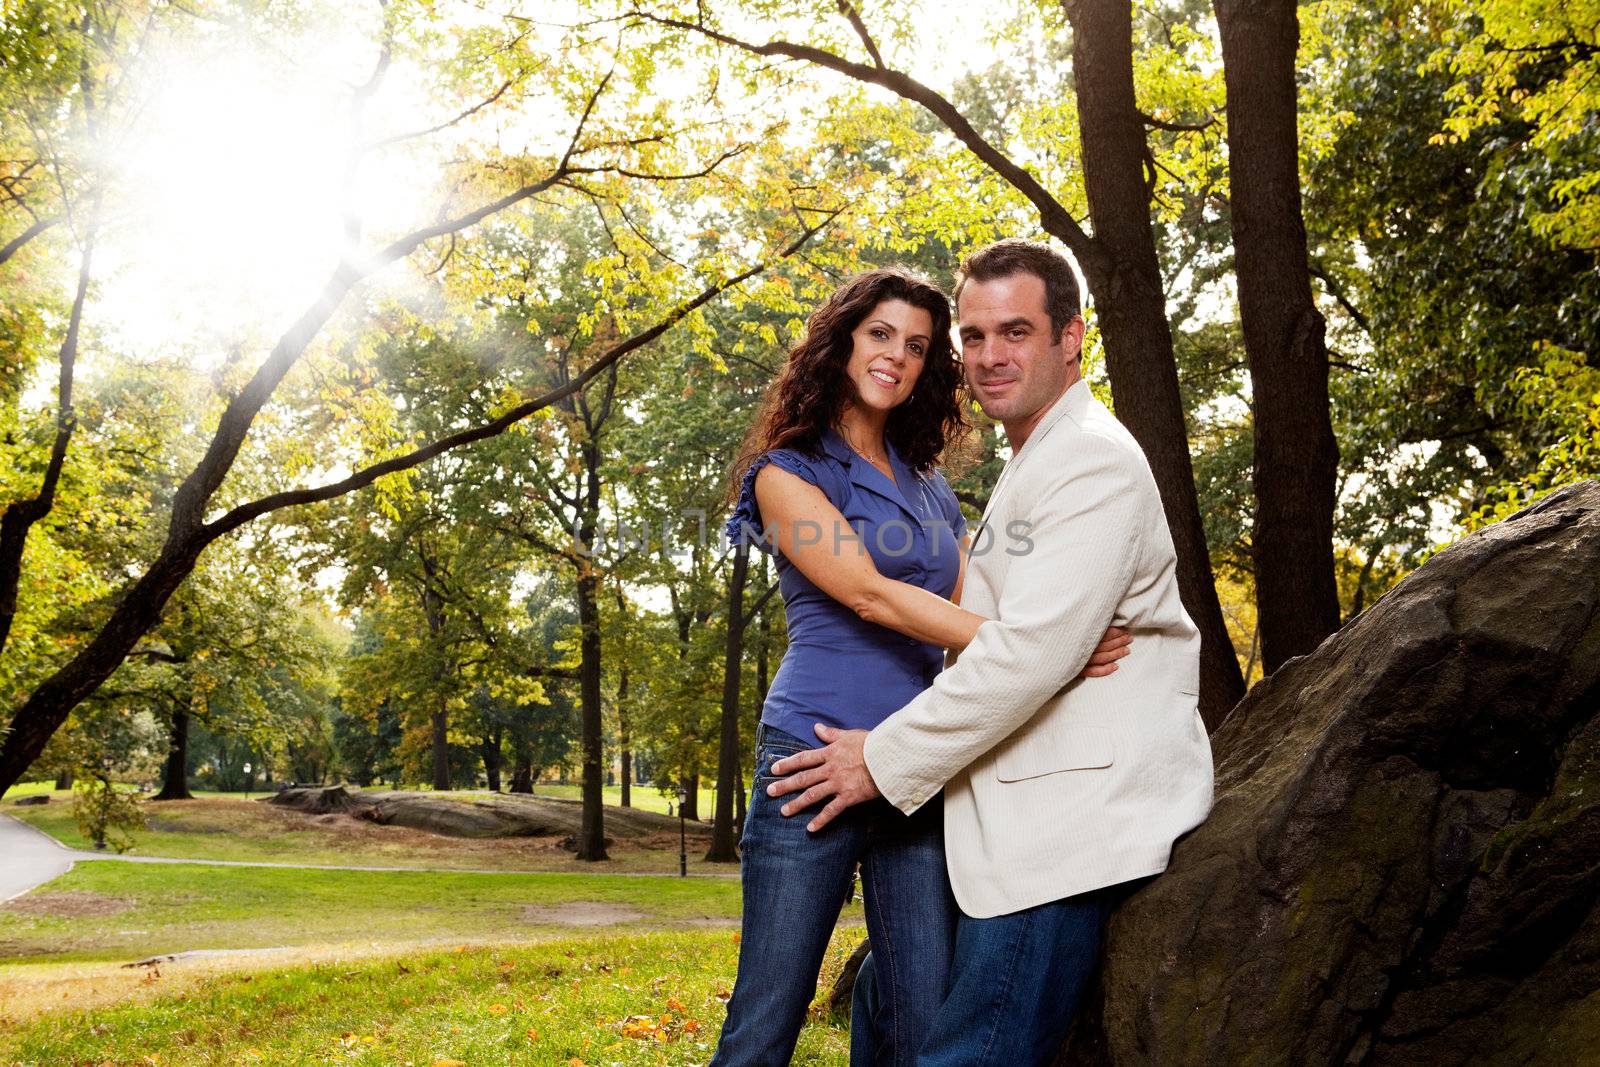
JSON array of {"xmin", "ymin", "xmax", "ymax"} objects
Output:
[{"xmin": 767, "ymin": 239, "xmax": 1215, "ymax": 1065}]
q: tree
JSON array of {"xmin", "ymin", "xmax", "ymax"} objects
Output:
[
  {"xmin": 1300, "ymin": 0, "xmax": 1599, "ymax": 567},
  {"xmin": 1212, "ymin": 0, "xmax": 1341, "ymax": 670},
  {"xmin": 0, "ymin": 8, "xmax": 823, "ymax": 797}
]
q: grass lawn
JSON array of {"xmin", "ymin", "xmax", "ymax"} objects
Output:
[
  {"xmin": 0, "ymin": 861, "xmax": 769, "ymax": 966},
  {"xmin": 2, "ymin": 781, "xmax": 57, "ymax": 799},
  {"xmin": 0, "ymin": 930, "xmax": 863, "ymax": 1065},
  {"xmin": 527, "ymin": 784, "xmax": 719, "ymax": 817},
  {"xmin": 2, "ymin": 781, "xmax": 720, "ymax": 814},
  {"xmin": 6, "ymin": 794, "xmax": 740, "ymax": 876}
]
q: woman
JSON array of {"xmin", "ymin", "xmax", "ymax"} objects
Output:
[{"xmin": 711, "ymin": 267, "xmax": 1126, "ymax": 1066}]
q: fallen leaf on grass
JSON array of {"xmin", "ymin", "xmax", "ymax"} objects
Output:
[
  {"xmin": 487, "ymin": 1003, "xmax": 508, "ymax": 1015},
  {"xmin": 432, "ymin": 1060, "xmax": 466, "ymax": 1067}
]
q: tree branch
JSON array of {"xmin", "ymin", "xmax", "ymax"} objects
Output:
[
  {"xmin": 836, "ymin": 1, "xmax": 885, "ymax": 68},
  {"xmin": 363, "ymin": 77, "xmax": 518, "ymax": 151},
  {"xmin": 564, "ymin": 143, "xmax": 751, "ymax": 183},
  {"xmin": 0, "ymin": 227, "xmax": 94, "ymax": 655},
  {"xmin": 1139, "ymin": 109, "xmax": 1215, "ymax": 133},
  {"xmin": 740, "ymin": 579, "xmax": 780, "ymax": 627},
  {"xmin": 1309, "ymin": 261, "xmax": 1371, "ymax": 334},
  {"xmin": 628, "ymin": 9, "xmax": 1096, "ymax": 258},
  {"xmin": 203, "ymin": 216, "xmax": 831, "ymax": 541},
  {"xmin": 165, "ymin": 76, "xmax": 620, "ymax": 543},
  {"xmin": 0, "ymin": 214, "xmax": 61, "ymax": 267}
]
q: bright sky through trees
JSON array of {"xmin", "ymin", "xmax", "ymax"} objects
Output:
[{"xmin": 60, "ymin": 1, "xmax": 1012, "ymax": 378}]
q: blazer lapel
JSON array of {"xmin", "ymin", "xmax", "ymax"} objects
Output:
[{"xmin": 978, "ymin": 380, "xmax": 1090, "ymax": 526}]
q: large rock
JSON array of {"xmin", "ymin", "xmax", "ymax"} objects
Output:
[
  {"xmin": 269, "ymin": 787, "xmax": 707, "ymax": 840},
  {"xmin": 1067, "ymin": 480, "xmax": 1600, "ymax": 1066}
]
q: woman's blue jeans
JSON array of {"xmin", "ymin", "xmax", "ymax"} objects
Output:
[{"xmin": 709, "ymin": 724, "xmax": 957, "ymax": 1067}]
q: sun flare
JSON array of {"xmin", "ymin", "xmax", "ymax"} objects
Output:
[{"xmin": 94, "ymin": 32, "xmax": 431, "ymax": 364}]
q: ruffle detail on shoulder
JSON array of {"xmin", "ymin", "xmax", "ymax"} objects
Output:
[{"xmin": 725, "ymin": 450, "xmax": 821, "ymax": 552}]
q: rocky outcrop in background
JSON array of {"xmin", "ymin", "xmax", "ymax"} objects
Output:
[
  {"xmin": 269, "ymin": 786, "xmax": 704, "ymax": 843},
  {"xmin": 1061, "ymin": 480, "xmax": 1600, "ymax": 1066}
]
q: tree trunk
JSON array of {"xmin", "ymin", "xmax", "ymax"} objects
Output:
[
  {"xmin": 574, "ymin": 439, "xmax": 608, "ymax": 861},
  {"xmin": 707, "ymin": 542, "xmax": 750, "ymax": 862},
  {"xmin": 745, "ymin": 556, "xmax": 766, "ymax": 834},
  {"xmin": 1214, "ymin": 0, "xmax": 1341, "ymax": 672},
  {"xmin": 428, "ymin": 710, "xmax": 449, "ymax": 791},
  {"xmin": 54, "ymin": 769, "xmax": 73, "ymax": 790},
  {"xmin": 481, "ymin": 727, "xmax": 503, "ymax": 792},
  {"xmin": 419, "ymin": 549, "xmax": 453, "ymax": 792},
  {"xmin": 1348, "ymin": 542, "xmax": 1382, "ymax": 621},
  {"xmin": 830, "ymin": 938, "xmax": 873, "ymax": 1016},
  {"xmin": 756, "ymin": 557, "xmax": 771, "ymax": 707},
  {"xmin": 154, "ymin": 708, "xmax": 193, "ymax": 801},
  {"xmin": 575, "ymin": 567, "xmax": 607, "ymax": 859},
  {"xmin": 618, "ymin": 663, "xmax": 632, "ymax": 809},
  {"xmin": 1065, "ymin": 0, "xmax": 1246, "ymax": 728},
  {"xmin": 736, "ymin": 767, "xmax": 747, "ymax": 823},
  {"xmin": 509, "ymin": 762, "xmax": 533, "ymax": 794}
]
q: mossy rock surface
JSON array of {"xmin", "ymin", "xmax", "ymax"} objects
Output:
[{"xmin": 1062, "ymin": 480, "xmax": 1600, "ymax": 1066}]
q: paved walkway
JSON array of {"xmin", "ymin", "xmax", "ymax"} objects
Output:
[
  {"xmin": 0, "ymin": 814, "xmax": 76, "ymax": 902},
  {"xmin": 0, "ymin": 813, "xmax": 735, "ymax": 900}
]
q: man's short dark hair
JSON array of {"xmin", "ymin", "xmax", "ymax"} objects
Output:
[{"xmin": 954, "ymin": 239, "xmax": 1082, "ymax": 336}]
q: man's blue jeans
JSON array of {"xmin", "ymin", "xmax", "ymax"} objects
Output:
[
  {"xmin": 710, "ymin": 725, "xmax": 957, "ymax": 1067},
  {"xmin": 851, "ymin": 887, "xmax": 1115, "ymax": 1067}
]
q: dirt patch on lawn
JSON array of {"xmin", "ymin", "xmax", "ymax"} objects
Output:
[
  {"xmin": 2, "ymin": 891, "xmax": 133, "ymax": 918},
  {"xmin": 520, "ymin": 901, "xmax": 645, "ymax": 926}
]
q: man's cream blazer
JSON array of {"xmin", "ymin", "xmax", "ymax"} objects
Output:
[{"xmin": 864, "ymin": 379, "xmax": 1215, "ymax": 919}]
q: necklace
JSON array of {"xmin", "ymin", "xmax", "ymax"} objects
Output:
[{"xmin": 842, "ymin": 431, "xmax": 892, "ymax": 474}]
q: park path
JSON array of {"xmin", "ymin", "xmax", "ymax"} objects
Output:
[
  {"xmin": 0, "ymin": 814, "xmax": 77, "ymax": 902},
  {"xmin": 0, "ymin": 813, "xmax": 734, "ymax": 900}
]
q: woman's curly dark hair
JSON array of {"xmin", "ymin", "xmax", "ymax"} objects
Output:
[{"xmin": 729, "ymin": 266, "xmax": 966, "ymax": 498}]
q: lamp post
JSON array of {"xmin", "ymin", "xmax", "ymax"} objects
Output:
[
  {"xmin": 242, "ymin": 762, "xmax": 252, "ymax": 801},
  {"xmin": 677, "ymin": 786, "xmax": 689, "ymax": 877}
]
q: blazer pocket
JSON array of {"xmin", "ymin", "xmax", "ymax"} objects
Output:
[{"xmin": 994, "ymin": 725, "xmax": 1115, "ymax": 782}]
